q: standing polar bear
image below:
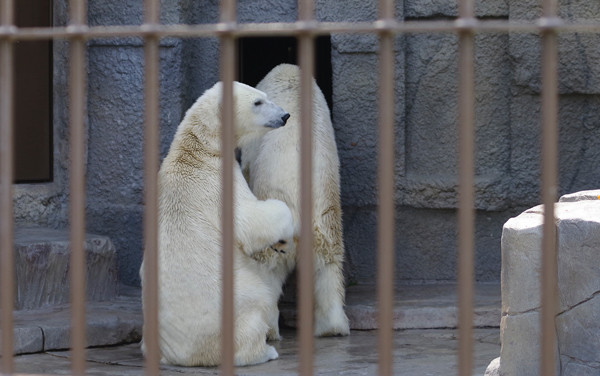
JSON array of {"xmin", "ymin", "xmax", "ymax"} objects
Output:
[
  {"xmin": 241, "ymin": 64, "xmax": 350, "ymax": 339},
  {"xmin": 140, "ymin": 81, "xmax": 294, "ymax": 366}
]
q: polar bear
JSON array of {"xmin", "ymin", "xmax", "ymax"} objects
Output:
[
  {"xmin": 240, "ymin": 64, "xmax": 350, "ymax": 339},
  {"xmin": 140, "ymin": 81, "xmax": 295, "ymax": 367}
]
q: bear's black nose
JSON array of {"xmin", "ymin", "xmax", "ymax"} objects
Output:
[{"xmin": 282, "ymin": 113, "xmax": 290, "ymax": 125}]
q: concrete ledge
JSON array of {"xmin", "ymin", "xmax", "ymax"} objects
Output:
[
  {"xmin": 282, "ymin": 282, "xmax": 501, "ymax": 330},
  {"xmin": 8, "ymin": 285, "xmax": 142, "ymax": 355},
  {"xmin": 8, "ymin": 282, "xmax": 500, "ymax": 355},
  {"xmin": 15, "ymin": 227, "xmax": 119, "ymax": 310}
]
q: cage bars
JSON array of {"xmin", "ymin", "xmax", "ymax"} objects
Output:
[
  {"xmin": 0, "ymin": 0, "xmax": 571, "ymax": 374},
  {"xmin": 376, "ymin": 1, "xmax": 396, "ymax": 375},
  {"xmin": 540, "ymin": 1, "xmax": 559, "ymax": 376},
  {"xmin": 456, "ymin": 0, "xmax": 476, "ymax": 375},
  {"xmin": 218, "ymin": 0, "xmax": 237, "ymax": 374},
  {"xmin": 67, "ymin": 0, "xmax": 88, "ymax": 374},
  {"xmin": 141, "ymin": 0, "xmax": 161, "ymax": 375},
  {"xmin": 0, "ymin": 0, "xmax": 14, "ymax": 372},
  {"xmin": 297, "ymin": 1, "xmax": 316, "ymax": 375}
]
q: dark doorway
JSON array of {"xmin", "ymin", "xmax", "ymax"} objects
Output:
[
  {"xmin": 238, "ymin": 36, "xmax": 333, "ymax": 109},
  {"xmin": 14, "ymin": 0, "xmax": 53, "ymax": 182}
]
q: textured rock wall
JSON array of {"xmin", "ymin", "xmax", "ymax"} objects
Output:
[
  {"xmin": 328, "ymin": 0, "xmax": 515, "ymax": 283},
  {"xmin": 13, "ymin": 0, "xmax": 600, "ymax": 286}
]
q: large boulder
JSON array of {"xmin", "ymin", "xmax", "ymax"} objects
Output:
[{"xmin": 494, "ymin": 190, "xmax": 600, "ymax": 375}]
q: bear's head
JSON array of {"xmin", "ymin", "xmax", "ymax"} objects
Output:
[
  {"xmin": 237, "ymin": 82, "xmax": 290, "ymax": 130},
  {"xmin": 216, "ymin": 82, "xmax": 290, "ymax": 146}
]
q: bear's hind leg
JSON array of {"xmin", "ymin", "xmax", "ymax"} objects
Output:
[
  {"xmin": 314, "ymin": 261, "xmax": 350, "ymax": 337},
  {"xmin": 265, "ymin": 304, "xmax": 282, "ymax": 341},
  {"xmin": 233, "ymin": 310, "xmax": 279, "ymax": 366}
]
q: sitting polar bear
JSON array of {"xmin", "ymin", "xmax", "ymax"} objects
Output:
[
  {"xmin": 140, "ymin": 81, "xmax": 294, "ymax": 367},
  {"xmin": 240, "ymin": 64, "xmax": 350, "ymax": 339}
]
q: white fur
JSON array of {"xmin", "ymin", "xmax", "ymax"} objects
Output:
[
  {"xmin": 241, "ymin": 64, "xmax": 350, "ymax": 338},
  {"xmin": 140, "ymin": 81, "xmax": 294, "ymax": 366}
]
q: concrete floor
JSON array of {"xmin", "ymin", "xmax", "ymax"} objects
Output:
[
  {"xmin": 10, "ymin": 283, "xmax": 501, "ymax": 375},
  {"xmin": 13, "ymin": 327, "xmax": 500, "ymax": 375}
]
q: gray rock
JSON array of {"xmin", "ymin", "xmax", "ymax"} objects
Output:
[
  {"xmin": 555, "ymin": 202, "xmax": 600, "ymax": 312},
  {"xmin": 499, "ymin": 196, "xmax": 600, "ymax": 375},
  {"xmin": 556, "ymin": 294, "xmax": 600, "ymax": 366},
  {"xmin": 501, "ymin": 207, "xmax": 543, "ymax": 314},
  {"xmin": 499, "ymin": 311, "xmax": 560, "ymax": 376},
  {"xmin": 559, "ymin": 189, "xmax": 600, "ymax": 202},
  {"xmin": 561, "ymin": 356, "xmax": 600, "ymax": 376},
  {"xmin": 484, "ymin": 357, "xmax": 500, "ymax": 376}
]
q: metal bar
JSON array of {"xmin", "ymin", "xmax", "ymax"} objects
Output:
[
  {"xmin": 0, "ymin": 0, "xmax": 14, "ymax": 373},
  {"xmin": 456, "ymin": 0, "xmax": 476, "ymax": 375},
  {"xmin": 68, "ymin": 0, "xmax": 88, "ymax": 374},
  {"xmin": 219, "ymin": 0, "xmax": 236, "ymax": 374},
  {"xmin": 3, "ymin": 20, "xmax": 600, "ymax": 41},
  {"xmin": 142, "ymin": 0, "xmax": 160, "ymax": 375},
  {"xmin": 376, "ymin": 1, "xmax": 395, "ymax": 376},
  {"xmin": 298, "ymin": 0, "xmax": 315, "ymax": 373},
  {"xmin": 540, "ymin": 1, "xmax": 559, "ymax": 376}
]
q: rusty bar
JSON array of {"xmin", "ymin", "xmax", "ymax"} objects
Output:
[
  {"xmin": 4, "ymin": 20, "xmax": 600, "ymax": 41},
  {"xmin": 0, "ymin": 0, "xmax": 14, "ymax": 373},
  {"xmin": 297, "ymin": 0, "xmax": 315, "ymax": 373},
  {"xmin": 219, "ymin": 0, "xmax": 236, "ymax": 374},
  {"xmin": 539, "ymin": 1, "xmax": 559, "ymax": 375},
  {"xmin": 68, "ymin": 0, "xmax": 88, "ymax": 374},
  {"xmin": 376, "ymin": 1, "xmax": 395, "ymax": 376},
  {"xmin": 456, "ymin": 0, "xmax": 476, "ymax": 375},
  {"xmin": 142, "ymin": 0, "xmax": 160, "ymax": 375}
]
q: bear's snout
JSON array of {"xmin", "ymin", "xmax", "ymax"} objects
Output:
[{"xmin": 282, "ymin": 113, "xmax": 290, "ymax": 125}]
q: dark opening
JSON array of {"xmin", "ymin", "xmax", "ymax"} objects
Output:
[
  {"xmin": 238, "ymin": 36, "xmax": 333, "ymax": 109},
  {"xmin": 14, "ymin": 0, "xmax": 53, "ymax": 183}
]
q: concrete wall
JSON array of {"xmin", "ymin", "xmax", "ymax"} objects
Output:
[{"xmin": 13, "ymin": 0, "xmax": 600, "ymax": 286}]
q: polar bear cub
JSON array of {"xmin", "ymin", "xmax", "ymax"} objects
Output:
[
  {"xmin": 140, "ymin": 81, "xmax": 294, "ymax": 367},
  {"xmin": 241, "ymin": 64, "xmax": 350, "ymax": 339}
]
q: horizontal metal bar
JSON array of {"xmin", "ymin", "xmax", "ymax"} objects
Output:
[{"xmin": 1, "ymin": 19, "xmax": 600, "ymax": 40}]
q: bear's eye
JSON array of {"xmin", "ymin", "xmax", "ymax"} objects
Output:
[{"xmin": 254, "ymin": 99, "xmax": 263, "ymax": 106}]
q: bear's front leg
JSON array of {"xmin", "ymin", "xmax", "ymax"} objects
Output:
[{"xmin": 235, "ymin": 198, "xmax": 294, "ymax": 258}]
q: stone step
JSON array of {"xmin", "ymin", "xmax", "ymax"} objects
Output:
[
  {"xmin": 281, "ymin": 282, "xmax": 501, "ymax": 330},
  {"xmin": 8, "ymin": 282, "xmax": 501, "ymax": 355},
  {"xmin": 11, "ymin": 285, "xmax": 142, "ymax": 355},
  {"xmin": 14, "ymin": 227, "xmax": 119, "ymax": 310}
]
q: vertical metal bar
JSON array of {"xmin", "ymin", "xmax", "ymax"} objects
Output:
[
  {"xmin": 456, "ymin": 0, "xmax": 475, "ymax": 375},
  {"xmin": 68, "ymin": 0, "xmax": 88, "ymax": 374},
  {"xmin": 540, "ymin": 1, "xmax": 559, "ymax": 375},
  {"xmin": 142, "ymin": 0, "xmax": 160, "ymax": 375},
  {"xmin": 0, "ymin": 0, "xmax": 14, "ymax": 373},
  {"xmin": 376, "ymin": 1, "xmax": 395, "ymax": 376},
  {"xmin": 219, "ymin": 0, "xmax": 236, "ymax": 374},
  {"xmin": 298, "ymin": 1, "xmax": 315, "ymax": 375}
]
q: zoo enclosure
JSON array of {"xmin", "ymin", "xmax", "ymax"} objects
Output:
[{"xmin": 0, "ymin": 0, "xmax": 597, "ymax": 375}]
